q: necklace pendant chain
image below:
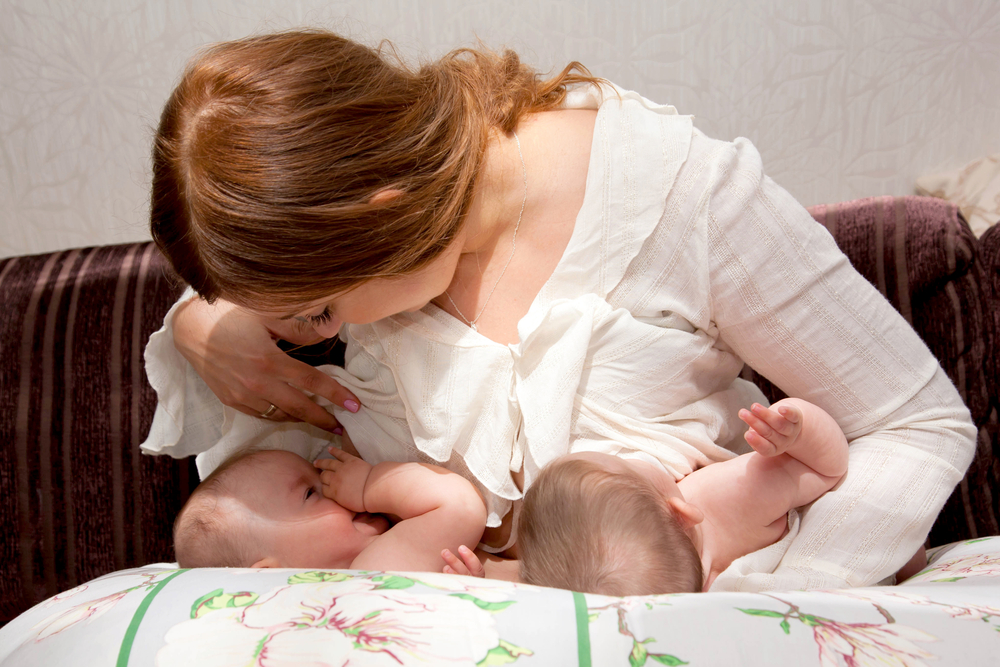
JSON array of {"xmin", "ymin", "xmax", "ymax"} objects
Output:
[{"xmin": 445, "ymin": 130, "xmax": 527, "ymax": 332}]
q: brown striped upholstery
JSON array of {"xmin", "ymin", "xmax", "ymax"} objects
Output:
[
  {"xmin": 1, "ymin": 197, "xmax": 998, "ymax": 626},
  {"xmin": 981, "ymin": 223, "xmax": 1000, "ymax": 394},
  {"xmin": 0, "ymin": 243, "xmax": 196, "ymax": 626}
]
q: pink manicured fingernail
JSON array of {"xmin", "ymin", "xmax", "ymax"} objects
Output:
[
  {"xmin": 344, "ymin": 399, "xmax": 360, "ymax": 413},
  {"xmin": 333, "ymin": 426, "xmax": 344, "ymax": 435},
  {"xmin": 778, "ymin": 407, "xmax": 790, "ymax": 417}
]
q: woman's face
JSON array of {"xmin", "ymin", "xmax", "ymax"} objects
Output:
[{"xmin": 253, "ymin": 235, "xmax": 465, "ymax": 343}]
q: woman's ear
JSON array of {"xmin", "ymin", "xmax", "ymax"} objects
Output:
[
  {"xmin": 666, "ymin": 496, "xmax": 704, "ymax": 531},
  {"xmin": 369, "ymin": 188, "xmax": 405, "ymax": 205},
  {"xmin": 251, "ymin": 556, "xmax": 282, "ymax": 569}
]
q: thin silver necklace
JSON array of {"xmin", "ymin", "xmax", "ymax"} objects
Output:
[{"xmin": 445, "ymin": 130, "xmax": 527, "ymax": 333}]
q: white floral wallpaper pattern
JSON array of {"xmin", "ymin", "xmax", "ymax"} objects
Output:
[{"xmin": 1, "ymin": 0, "xmax": 998, "ymax": 258}]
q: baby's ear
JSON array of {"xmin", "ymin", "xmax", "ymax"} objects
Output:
[
  {"xmin": 251, "ymin": 556, "xmax": 282, "ymax": 569},
  {"xmin": 666, "ymin": 496, "xmax": 704, "ymax": 531}
]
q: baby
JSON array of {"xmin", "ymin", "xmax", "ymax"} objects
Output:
[
  {"xmin": 173, "ymin": 438, "xmax": 487, "ymax": 572},
  {"xmin": 445, "ymin": 398, "xmax": 861, "ymax": 594}
]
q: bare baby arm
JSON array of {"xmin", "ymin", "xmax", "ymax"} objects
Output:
[
  {"xmin": 316, "ymin": 448, "xmax": 487, "ymax": 572},
  {"xmin": 736, "ymin": 397, "xmax": 849, "ymax": 519}
]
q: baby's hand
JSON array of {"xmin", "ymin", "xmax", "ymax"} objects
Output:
[
  {"xmin": 739, "ymin": 400, "xmax": 803, "ymax": 457},
  {"xmin": 314, "ymin": 448, "xmax": 372, "ymax": 513},
  {"xmin": 441, "ymin": 546, "xmax": 485, "ymax": 578}
]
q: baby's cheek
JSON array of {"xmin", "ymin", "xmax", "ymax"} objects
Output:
[{"xmin": 354, "ymin": 512, "xmax": 391, "ymax": 536}]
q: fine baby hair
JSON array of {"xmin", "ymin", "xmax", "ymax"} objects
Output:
[
  {"xmin": 517, "ymin": 456, "xmax": 703, "ymax": 596},
  {"xmin": 173, "ymin": 447, "xmax": 266, "ymax": 568},
  {"xmin": 150, "ymin": 29, "xmax": 601, "ymax": 311}
]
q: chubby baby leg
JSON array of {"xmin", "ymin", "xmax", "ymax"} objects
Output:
[{"xmin": 738, "ymin": 400, "xmax": 803, "ymax": 457}]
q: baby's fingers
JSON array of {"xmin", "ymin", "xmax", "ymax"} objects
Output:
[
  {"xmin": 739, "ymin": 406, "xmax": 774, "ymax": 448},
  {"xmin": 771, "ymin": 400, "xmax": 802, "ymax": 426},
  {"xmin": 740, "ymin": 403, "xmax": 801, "ymax": 456},
  {"xmin": 318, "ymin": 469, "xmax": 337, "ymax": 488},
  {"xmin": 747, "ymin": 403, "xmax": 797, "ymax": 436},
  {"xmin": 313, "ymin": 458, "xmax": 340, "ymax": 472},
  {"xmin": 327, "ymin": 447, "xmax": 359, "ymax": 463},
  {"xmin": 441, "ymin": 549, "xmax": 468, "ymax": 575},
  {"xmin": 740, "ymin": 407, "xmax": 781, "ymax": 455},
  {"xmin": 441, "ymin": 546, "xmax": 484, "ymax": 577}
]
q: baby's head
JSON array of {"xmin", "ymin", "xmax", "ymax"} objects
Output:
[
  {"xmin": 174, "ymin": 449, "xmax": 388, "ymax": 568},
  {"xmin": 517, "ymin": 453, "xmax": 703, "ymax": 596}
]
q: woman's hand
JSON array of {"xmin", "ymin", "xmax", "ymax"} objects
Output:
[{"xmin": 172, "ymin": 296, "xmax": 359, "ymax": 432}]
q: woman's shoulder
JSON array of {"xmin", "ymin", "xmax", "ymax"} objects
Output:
[{"xmin": 531, "ymin": 87, "xmax": 696, "ymax": 306}]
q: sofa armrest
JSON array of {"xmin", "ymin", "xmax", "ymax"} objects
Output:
[{"xmin": 0, "ymin": 243, "xmax": 198, "ymax": 626}]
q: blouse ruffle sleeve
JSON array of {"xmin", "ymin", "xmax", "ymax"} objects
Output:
[{"xmin": 140, "ymin": 287, "xmax": 339, "ymax": 478}]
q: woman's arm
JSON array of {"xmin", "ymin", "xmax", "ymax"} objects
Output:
[{"xmin": 678, "ymin": 131, "xmax": 975, "ymax": 589}]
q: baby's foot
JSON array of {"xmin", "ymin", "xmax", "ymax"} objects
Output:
[{"xmin": 739, "ymin": 400, "xmax": 803, "ymax": 457}]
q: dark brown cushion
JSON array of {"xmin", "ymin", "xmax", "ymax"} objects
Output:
[
  {"xmin": 980, "ymin": 223, "xmax": 1000, "ymax": 394},
  {"xmin": 744, "ymin": 196, "xmax": 999, "ymax": 546},
  {"xmin": 0, "ymin": 243, "xmax": 197, "ymax": 626}
]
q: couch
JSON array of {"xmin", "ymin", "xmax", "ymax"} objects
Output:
[{"xmin": 1, "ymin": 196, "xmax": 998, "ymax": 659}]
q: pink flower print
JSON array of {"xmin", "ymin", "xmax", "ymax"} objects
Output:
[
  {"xmin": 158, "ymin": 579, "xmax": 516, "ymax": 667},
  {"xmin": 30, "ymin": 570, "xmax": 174, "ymax": 641},
  {"xmin": 812, "ymin": 620, "xmax": 937, "ymax": 667},
  {"xmin": 940, "ymin": 603, "xmax": 1000, "ymax": 622},
  {"xmin": 830, "ymin": 589, "xmax": 1000, "ymax": 630},
  {"xmin": 41, "ymin": 584, "xmax": 89, "ymax": 607},
  {"xmin": 742, "ymin": 596, "xmax": 940, "ymax": 667},
  {"xmin": 907, "ymin": 553, "xmax": 1000, "ymax": 583},
  {"xmin": 32, "ymin": 590, "xmax": 129, "ymax": 640}
]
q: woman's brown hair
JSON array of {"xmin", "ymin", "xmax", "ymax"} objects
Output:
[{"xmin": 151, "ymin": 29, "xmax": 601, "ymax": 310}]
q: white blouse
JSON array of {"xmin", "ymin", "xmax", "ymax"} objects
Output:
[{"xmin": 143, "ymin": 85, "xmax": 976, "ymax": 591}]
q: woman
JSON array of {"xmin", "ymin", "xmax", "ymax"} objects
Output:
[{"xmin": 143, "ymin": 30, "xmax": 975, "ymax": 591}]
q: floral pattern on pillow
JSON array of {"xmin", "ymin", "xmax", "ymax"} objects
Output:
[{"xmin": 1, "ymin": 537, "xmax": 998, "ymax": 667}]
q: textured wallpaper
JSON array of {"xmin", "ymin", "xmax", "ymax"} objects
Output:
[{"xmin": 2, "ymin": 0, "xmax": 998, "ymax": 258}]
